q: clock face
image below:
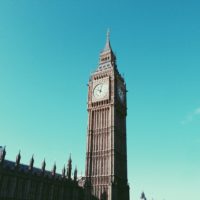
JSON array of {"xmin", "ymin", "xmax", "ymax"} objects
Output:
[
  {"xmin": 93, "ymin": 83, "xmax": 109, "ymax": 100},
  {"xmin": 118, "ymin": 87, "xmax": 124, "ymax": 102}
]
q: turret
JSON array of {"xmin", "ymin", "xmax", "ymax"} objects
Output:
[
  {"xmin": 141, "ymin": 192, "xmax": 147, "ymax": 200},
  {"xmin": 52, "ymin": 162, "xmax": 56, "ymax": 176},
  {"xmin": 66, "ymin": 154, "xmax": 72, "ymax": 180},
  {"xmin": 15, "ymin": 150, "xmax": 21, "ymax": 169},
  {"xmin": 0, "ymin": 146, "xmax": 6, "ymax": 164},
  {"xmin": 41, "ymin": 158, "xmax": 46, "ymax": 174},
  {"xmin": 62, "ymin": 165, "xmax": 66, "ymax": 178},
  {"xmin": 74, "ymin": 166, "xmax": 78, "ymax": 182},
  {"xmin": 29, "ymin": 154, "xmax": 34, "ymax": 171}
]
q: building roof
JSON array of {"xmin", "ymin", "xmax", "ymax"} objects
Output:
[{"xmin": 1, "ymin": 160, "xmax": 61, "ymax": 179}]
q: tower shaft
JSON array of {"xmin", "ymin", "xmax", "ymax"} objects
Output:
[{"xmin": 85, "ymin": 32, "xmax": 129, "ymax": 200}]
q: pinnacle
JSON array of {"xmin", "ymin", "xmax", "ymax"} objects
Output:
[{"xmin": 103, "ymin": 29, "xmax": 112, "ymax": 52}]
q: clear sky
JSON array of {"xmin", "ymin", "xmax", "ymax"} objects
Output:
[{"xmin": 0, "ymin": 0, "xmax": 200, "ymax": 199}]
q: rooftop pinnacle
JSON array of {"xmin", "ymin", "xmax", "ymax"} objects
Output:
[{"xmin": 103, "ymin": 29, "xmax": 112, "ymax": 52}]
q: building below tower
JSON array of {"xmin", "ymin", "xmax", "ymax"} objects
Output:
[{"xmin": 0, "ymin": 148, "xmax": 84, "ymax": 200}]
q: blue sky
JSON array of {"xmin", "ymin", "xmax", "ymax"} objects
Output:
[{"xmin": 0, "ymin": 0, "xmax": 200, "ymax": 199}]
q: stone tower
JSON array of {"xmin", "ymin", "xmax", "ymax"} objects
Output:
[{"xmin": 85, "ymin": 31, "xmax": 130, "ymax": 200}]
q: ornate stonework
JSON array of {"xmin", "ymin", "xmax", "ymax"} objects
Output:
[
  {"xmin": 85, "ymin": 31, "xmax": 130, "ymax": 200},
  {"xmin": 0, "ymin": 149, "xmax": 83, "ymax": 200}
]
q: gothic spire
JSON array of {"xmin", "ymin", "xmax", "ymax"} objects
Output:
[
  {"xmin": 67, "ymin": 154, "xmax": 72, "ymax": 179},
  {"xmin": 98, "ymin": 29, "xmax": 116, "ymax": 69},
  {"xmin": 74, "ymin": 166, "xmax": 78, "ymax": 182},
  {"xmin": 62, "ymin": 165, "xmax": 66, "ymax": 178},
  {"xmin": 103, "ymin": 29, "xmax": 112, "ymax": 52},
  {"xmin": 15, "ymin": 150, "xmax": 21, "ymax": 168},
  {"xmin": 41, "ymin": 158, "xmax": 46, "ymax": 173},
  {"xmin": 29, "ymin": 154, "xmax": 34, "ymax": 171},
  {"xmin": 52, "ymin": 162, "xmax": 56, "ymax": 176},
  {"xmin": 141, "ymin": 192, "xmax": 147, "ymax": 200},
  {"xmin": 0, "ymin": 146, "xmax": 6, "ymax": 164}
]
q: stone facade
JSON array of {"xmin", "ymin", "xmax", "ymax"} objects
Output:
[
  {"xmin": 85, "ymin": 31, "xmax": 130, "ymax": 200},
  {"xmin": 0, "ymin": 148, "xmax": 83, "ymax": 200}
]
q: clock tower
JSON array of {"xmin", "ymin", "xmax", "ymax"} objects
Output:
[{"xmin": 85, "ymin": 31, "xmax": 130, "ymax": 200}]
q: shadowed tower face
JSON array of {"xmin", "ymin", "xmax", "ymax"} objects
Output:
[{"xmin": 85, "ymin": 31, "xmax": 130, "ymax": 200}]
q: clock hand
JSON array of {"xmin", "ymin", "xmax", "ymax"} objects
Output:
[
  {"xmin": 99, "ymin": 84, "xmax": 103, "ymax": 93},
  {"xmin": 97, "ymin": 89, "xmax": 101, "ymax": 95}
]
